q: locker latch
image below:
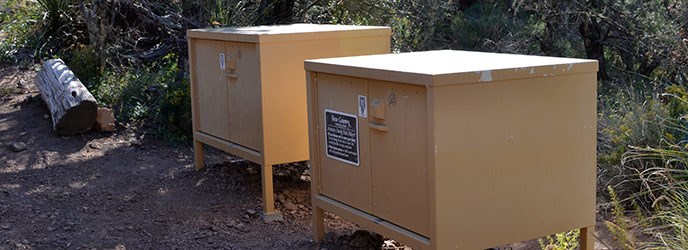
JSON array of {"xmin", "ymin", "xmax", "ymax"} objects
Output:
[
  {"xmin": 226, "ymin": 49, "xmax": 238, "ymax": 78},
  {"xmin": 369, "ymin": 98, "xmax": 389, "ymax": 132},
  {"xmin": 370, "ymin": 98, "xmax": 386, "ymax": 120}
]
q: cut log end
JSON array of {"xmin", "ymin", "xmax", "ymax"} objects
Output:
[{"xmin": 55, "ymin": 101, "xmax": 97, "ymax": 135}]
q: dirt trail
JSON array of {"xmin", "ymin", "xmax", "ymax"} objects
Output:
[
  {"xmin": 0, "ymin": 65, "xmax": 354, "ymax": 249},
  {"xmin": 0, "ymin": 65, "xmax": 618, "ymax": 250}
]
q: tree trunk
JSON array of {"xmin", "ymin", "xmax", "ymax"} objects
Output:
[
  {"xmin": 36, "ymin": 59, "xmax": 98, "ymax": 135},
  {"xmin": 579, "ymin": 0, "xmax": 609, "ymax": 83},
  {"xmin": 579, "ymin": 19, "xmax": 609, "ymax": 81}
]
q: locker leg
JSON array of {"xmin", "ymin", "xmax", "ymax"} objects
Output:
[
  {"xmin": 579, "ymin": 226, "xmax": 594, "ymax": 250},
  {"xmin": 313, "ymin": 206, "xmax": 325, "ymax": 242},
  {"xmin": 193, "ymin": 140, "xmax": 205, "ymax": 171},
  {"xmin": 260, "ymin": 164, "xmax": 283, "ymax": 222}
]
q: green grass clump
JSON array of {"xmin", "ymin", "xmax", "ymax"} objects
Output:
[{"xmin": 617, "ymin": 91, "xmax": 688, "ymax": 249}]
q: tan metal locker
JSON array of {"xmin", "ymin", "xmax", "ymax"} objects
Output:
[
  {"xmin": 187, "ymin": 24, "xmax": 391, "ymax": 221},
  {"xmin": 306, "ymin": 50, "xmax": 598, "ymax": 249}
]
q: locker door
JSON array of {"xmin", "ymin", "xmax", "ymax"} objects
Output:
[
  {"xmin": 195, "ymin": 40, "xmax": 229, "ymax": 140},
  {"xmin": 226, "ymin": 42, "xmax": 262, "ymax": 151},
  {"xmin": 369, "ymin": 80, "xmax": 430, "ymax": 236},
  {"xmin": 316, "ymin": 74, "xmax": 373, "ymax": 213}
]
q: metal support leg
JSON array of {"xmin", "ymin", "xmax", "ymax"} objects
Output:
[
  {"xmin": 193, "ymin": 140, "xmax": 205, "ymax": 170},
  {"xmin": 261, "ymin": 164, "xmax": 283, "ymax": 222},
  {"xmin": 313, "ymin": 206, "xmax": 325, "ymax": 242},
  {"xmin": 580, "ymin": 226, "xmax": 594, "ymax": 250}
]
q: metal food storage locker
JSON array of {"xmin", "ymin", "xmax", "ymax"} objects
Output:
[
  {"xmin": 187, "ymin": 24, "xmax": 390, "ymax": 221},
  {"xmin": 305, "ymin": 50, "xmax": 598, "ymax": 249}
]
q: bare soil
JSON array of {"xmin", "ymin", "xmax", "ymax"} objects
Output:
[{"xmin": 0, "ymin": 64, "xmax": 621, "ymax": 250}]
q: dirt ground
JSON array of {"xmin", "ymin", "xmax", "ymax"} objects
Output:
[{"xmin": 0, "ymin": 64, "xmax": 620, "ymax": 250}]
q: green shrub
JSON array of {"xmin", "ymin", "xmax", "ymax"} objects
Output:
[
  {"xmin": 618, "ymin": 92, "xmax": 688, "ymax": 249},
  {"xmin": 95, "ymin": 53, "xmax": 191, "ymax": 141},
  {"xmin": 0, "ymin": 0, "xmax": 42, "ymax": 62},
  {"xmin": 66, "ymin": 44, "xmax": 101, "ymax": 90},
  {"xmin": 538, "ymin": 230, "xmax": 579, "ymax": 250},
  {"xmin": 596, "ymin": 86, "xmax": 688, "ymax": 200},
  {"xmin": 159, "ymin": 75, "xmax": 192, "ymax": 139}
]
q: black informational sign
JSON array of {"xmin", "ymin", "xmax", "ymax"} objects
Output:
[{"xmin": 324, "ymin": 109, "xmax": 359, "ymax": 166}]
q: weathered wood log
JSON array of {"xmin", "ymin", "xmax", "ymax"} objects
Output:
[{"xmin": 36, "ymin": 59, "xmax": 98, "ymax": 135}]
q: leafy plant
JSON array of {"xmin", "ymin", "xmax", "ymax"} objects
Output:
[
  {"xmin": 604, "ymin": 186, "xmax": 637, "ymax": 250},
  {"xmin": 159, "ymin": 71, "xmax": 191, "ymax": 138},
  {"xmin": 0, "ymin": 0, "xmax": 42, "ymax": 62},
  {"xmin": 36, "ymin": 0, "xmax": 71, "ymax": 32},
  {"xmin": 66, "ymin": 44, "xmax": 100, "ymax": 90},
  {"xmin": 538, "ymin": 230, "xmax": 580, "ymax": 250}
]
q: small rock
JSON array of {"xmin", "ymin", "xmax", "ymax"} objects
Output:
[
  {"xmin": 225, "ymin": 220, "xmax": 237, "ymax": 228},
  {"xmin": 16, "ymin": 80, "xmax": 27, "ymax": 89},
  {"xmin": 43, "ymin": 114, "xmax": 50, "ymax": 119},
  {"xmin": 9, "ymin": 142, "xmax": 27, "ymax": 152},
  {"xmin": 277, "ymin": 194, "xmax": 286, "ymax": 204},
  {"xmin": 284, "ymin": 201, "xmax": 298, "ymax": 211},
  {"xmin": 235, "ymin": 223, "xmax": 249, "ymax": 232},
  {"xmin": 246, "ymin": 209, "xmax": 257, "ymax": 216},
  {"xmin": 89, "ymin": 143, "xmax": 101, "ymax": 149},
  {"xmin": 130, "ymin": 140, "xmax": 142, "ymax": 147}
]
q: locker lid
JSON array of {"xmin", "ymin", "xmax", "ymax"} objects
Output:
[
  {"xmin": 305, "ymin": 50, "xmax": 599, "ymax": 86},
  {"xmin": 187, "ymin": 23, "xmax": 390, "ymax": 44}
]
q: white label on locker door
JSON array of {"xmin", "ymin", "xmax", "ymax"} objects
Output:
[
  {"xmin": 219, "ymin": 53, "xmax": 226, "ymax": 70},
  {"xmin": 358, "ymin": 95, "xmax": 367, "ymax": 118},
  {"xmin": 324, "ymin": 109, "xmax": 359, "ymax": 166}
]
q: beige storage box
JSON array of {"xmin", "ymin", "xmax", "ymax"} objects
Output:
[
  {"xmin": 187, "ymin": 24, "xmax": 390, "ymax": 220},
  {"xmin": 305, "ymin": 50, "xmax": 598, "ymax": 249}
]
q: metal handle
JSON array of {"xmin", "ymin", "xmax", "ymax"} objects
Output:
[{"xmin": 369, "ymin": 122, "xmax": 389, "ymax": 132}]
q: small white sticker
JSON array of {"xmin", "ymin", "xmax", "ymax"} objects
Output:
[
  {"xmin": 358, "ymin": 95, "xmax": 367, "ymax": 118},
  {"xmin": 219, "ymin": 53, "xmax": 226, "ymax": 70}
]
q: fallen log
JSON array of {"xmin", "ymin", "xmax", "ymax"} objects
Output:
[{"xmin": 36, "ymin": 59, "xmax": 97, "ymax": 135}]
